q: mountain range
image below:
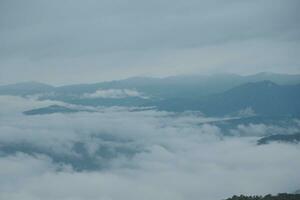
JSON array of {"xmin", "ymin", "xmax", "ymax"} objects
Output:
[{"xmin": 1, "ymin": 72, "xmax": 300, "ymax": 117}]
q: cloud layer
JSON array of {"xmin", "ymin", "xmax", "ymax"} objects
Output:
[
  {"xmin": 0, "ymin": 96, "xmax": 300, "ymax": 200},
  {"xmin": 82, "ymin": 89, "xmax": 146, "ymax": 99}
]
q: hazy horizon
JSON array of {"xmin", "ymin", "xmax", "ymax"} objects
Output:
[{"xmin": 2, "ymin": 71, "xmax": 300, "ymax": 86}]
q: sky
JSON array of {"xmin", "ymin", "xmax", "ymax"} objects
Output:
[{"xmin": 0, "ymin": 0, "xmax": 300, "ymax": 85}]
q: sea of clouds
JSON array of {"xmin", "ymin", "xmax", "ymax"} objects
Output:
[{"xmin": 0, "ymin": 96, "xmax": 300, "ymax": 200}]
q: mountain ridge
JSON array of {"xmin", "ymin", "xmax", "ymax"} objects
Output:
[
  {"xmin": 155, "ymin": 80, "xmax": 300, "ymax": 116},
  {"xmin": 1, "ymin": 72, "xmax": 300, "ymax": 102}
]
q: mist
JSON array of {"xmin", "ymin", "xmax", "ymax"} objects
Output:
[{"xmin": 0, "ymin": 96, "xmax": 300, "ymax": 200}]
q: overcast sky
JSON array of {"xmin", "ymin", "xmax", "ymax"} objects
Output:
[{"xmin": 0, "ymin": 0, "xmax": 300, "ymax": 85}]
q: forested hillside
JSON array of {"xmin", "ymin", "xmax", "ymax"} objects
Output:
[{"xmin": 224, "ymin": 193, "xmax": 300, "ymax": 200}]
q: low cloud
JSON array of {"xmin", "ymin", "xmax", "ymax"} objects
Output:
[
  {"xmin": 230, "ymin": 123, "xmax": 300, "ymax": 137},
  {"xmin": 82, "ymin": 89, "xmax": 148, "ymax": 99},
  {"xmin": 0, "ymin": 96, "xmax": 300, "ymax": 200},
  {"xmin": 237, "ymin": 107, "xmax": 256, "ymax": 117}
]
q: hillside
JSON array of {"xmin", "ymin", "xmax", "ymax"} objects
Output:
[
  {"xmin": 156, "ymin": 81, "xmax": 300, "ymax": 116},
  {"xmin": 224, "ymin": 193, "xmax": 300, "ymax": 200}
]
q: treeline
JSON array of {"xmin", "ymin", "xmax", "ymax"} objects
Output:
[{"xmin": 224, "ymin": 193, "xmax": 300, "ymax": 200}]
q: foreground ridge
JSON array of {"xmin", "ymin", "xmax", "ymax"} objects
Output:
[{"xmin": 224, "ymin": 193, "xmax": 300, "ymax": 200}]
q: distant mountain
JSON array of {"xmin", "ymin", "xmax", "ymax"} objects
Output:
[
  {"xmin": 20, "ymin": 81, "xmax": 300, "ymax": 117},
  {"xmin": 23, "ymin": 105, "xmax": 83, "ymax": 115},
  {"xmin": 1, "ymin": 73, "xmax": 300, "ymax": 117},
  {"xmin": 156, "ymin": 81, "xmax": 300, "ymax": 116},
  {"xmin": 207, "ymin": 81, "xmax": 300, "ymax": 116},
  {"xmin": 246, "ymin": 72, "xmax": 300, "ymax": 85},
  {"xmin": 50, "ymin": 72, "xmax": 300, "ymax": 99},
  {"xmin": 0, "ymin": 81, "xmax": 54, "ymax": 96},
  {"xmin": 1, "ymin": 72, "xmax": 300, "ymax": 98},
  {"xmin": 257, "ymin": 133, "xmax": 300, "ymax": 145}
]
